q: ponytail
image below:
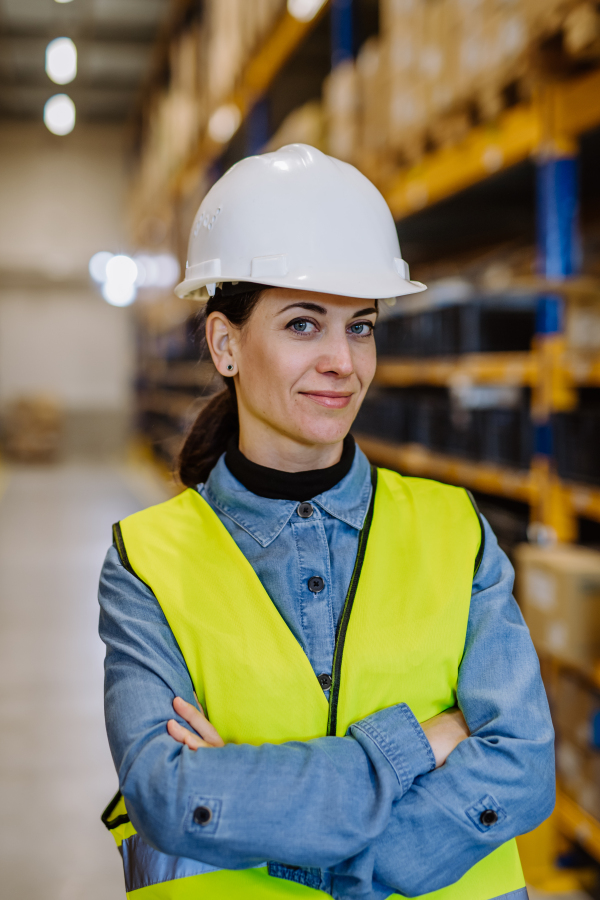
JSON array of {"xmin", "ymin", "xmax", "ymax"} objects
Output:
[{"xmin": 177, "ymin": 286, "xmax": 265, "ymax": 487}]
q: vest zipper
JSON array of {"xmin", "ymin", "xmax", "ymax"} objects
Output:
[{"xmin": 327, "ymin": 467, "xmax": 378, "ymax": 737}]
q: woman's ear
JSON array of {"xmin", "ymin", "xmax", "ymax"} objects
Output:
[{"xmin": 205, "ymin": 311, "xmax": 238, "ymax": 377}]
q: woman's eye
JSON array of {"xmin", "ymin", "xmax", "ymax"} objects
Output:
[
  {"xmin": 349, "ymin": 322, "xmax": 373, "ymax": 336},
  {"xmin": 289, "ymin": 319, "xmax": 317, "ymax": 334}
]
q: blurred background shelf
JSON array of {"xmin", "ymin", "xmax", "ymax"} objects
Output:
[
  {"xmin": 374, "ymin": 352, "xmax": 538, "ymax": 387},
  {"xmin": 556, "ymin": 790, "xmax": 600, "ymax": 867},
  {"xmin": 355, "ymin": 433, "xmax": 537, "ymax": 503},
  {"xmin": 384, "ymin": 65, "xmax": 600, "ymax": 219},
  {"xmin": 375, "ymin": 352, "xmax": 600, "ymax": 388},
  {"xmin": 356, "ymin": 433, "xmax": 600, "ymax": 527}
]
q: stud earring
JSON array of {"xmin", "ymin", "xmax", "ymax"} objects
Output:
[{"xmin": 227, "ymin": 365, "xmax": 234, "ymax": 371}]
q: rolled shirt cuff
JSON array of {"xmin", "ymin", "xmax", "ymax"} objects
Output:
[{"xmin": 350, "ymin": 703, "xmax": 436, "ymax": 796}]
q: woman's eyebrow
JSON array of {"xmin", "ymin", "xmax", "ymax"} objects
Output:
[
  {"xmin": 277, "ymin": 303, "xmax": 378, "ymax": 317},
  {"xmin": 277, "ymin": 302, "xmax": 328, "ymax": 315}
]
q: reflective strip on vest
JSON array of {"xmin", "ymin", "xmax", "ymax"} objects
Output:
[
  {"xmin": 114, "ymin": 830, "xmax": 529, "ymax": 900},
  {"xmin": 105, "ymin": 468, "xmax": 526, "ymax": 899},
  {"xmin": 121, "ymin": 833, "xmax": 226, "ymax": 891}
]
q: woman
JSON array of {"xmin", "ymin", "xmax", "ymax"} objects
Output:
[{"xmin": 100, "ymin": 144, "xmax": 554, "ymax": 900}]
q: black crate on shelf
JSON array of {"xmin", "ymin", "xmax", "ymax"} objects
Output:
[
  {"xmin": 480, "ymin": 406, "xmax": 533, "ymax": 469},
  {"xmin": 402, "ymin": 388, "xmax": 448, "ymax": 448},
  {"xmin": 458, "ymin": 302, "xmax": 536, "ymax": 354},
  {"xmin": 376, "ymin": 307, "xmax": 461, "ymax": 357},
  {"xmin": 471, "ymin": 494, "xmax": 530, "ymax": 559},
  {"xmin": 355, "ymin": 385, "xmax": 533, "ymax": 471},
  {"xmin": 376, "ymin": 296, "xmax": 536, "ymax": 358},
  {"xmin": 445, "ymin": 409, "xmax": 485, "ymax": 461},
  {"xmin": 554, "ymin": 406, "xmax": 600, "ymax": 486},
  {"xmin": 352, "ymin": 390, "xmax": 407, "ymax": 443}
]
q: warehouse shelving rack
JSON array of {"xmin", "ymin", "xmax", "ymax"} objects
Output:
[
  {"xmin": 173, "ymin": 10, "xmax": 328, "ymax": 193},
  {"xmin": 130, "ymin": 1, "xmax": 331, "ymax": 229},
  {"xmin": 131, "ymin": 0, "xmax": 600, "ymax": 885},
  {"xmin": 133, "ymin": 2, "xmax": 600, "ymax": 244},
  {"xmin": 355, "ymin": 337, "xmax": 600, "ymax": 541},
  {"xmin": 384, "ymin": 67, "xmax": 600, "ymax": 219}
]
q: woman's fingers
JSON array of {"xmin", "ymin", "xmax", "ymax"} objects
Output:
[
  {"xmin": 167, "ymin": 718, "xmax": 213, "ymax": 751},
  {"xmin": 172, "ymin": 696, "xmax": 225, "ymax": 747}
]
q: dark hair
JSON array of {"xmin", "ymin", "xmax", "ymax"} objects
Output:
[{"xmin": 177, "ymin": 288, "xmax": 264, "ymax": 487}]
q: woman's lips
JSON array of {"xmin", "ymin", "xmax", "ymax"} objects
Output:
[{"xmin": 300, "ymin": 392, "xmax": 354, "ymax": 409}]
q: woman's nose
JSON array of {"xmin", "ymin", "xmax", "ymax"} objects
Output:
[{"xmin": 315, "ymin": 334, "xmax": 354, "ymax": 377}]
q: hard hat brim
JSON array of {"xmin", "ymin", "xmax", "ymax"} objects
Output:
[{"xmin": 174, "ymin": 273, "xmax": 426, "ymax": 302}]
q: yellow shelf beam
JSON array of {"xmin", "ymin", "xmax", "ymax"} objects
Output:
[
  {"xmin": 355, "ymin": 434, "xmax": 537, "ymax": 504},
  {"xmin": 384, "ymin": 103, "xmax": 542, "ymax": 219},
  {"xmin": 565, "ymin": 355, "xmax": 600, "ymax": 387},
  {"xmin": 375, "ymin": 351, "xmax": 600, "ymax": 389},
  {"xmin": 567, "ymin": 482, "xmax": 600, "ymax": 524},
  {"xmin": 556, "ymin": 789, "xmax": 600, "ymax": 866},
  {"xmin": 555, "ymin": 67, "xmax": 600, "ymax": 140},
  {"xmin": 384, "ymin": 68, "xmax": 600, "ymax": 220},
  {"xmin": 356, "ymin": 434, "xmax": 600, "ymax": 531},
  {"xmin": 375, "ymin": 352, "xmax": 537, "ymax": 388}
]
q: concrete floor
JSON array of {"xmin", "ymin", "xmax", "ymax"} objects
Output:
[{"xmin": 0, "ymin": 462, "xmax": 156, "ymax": 900}]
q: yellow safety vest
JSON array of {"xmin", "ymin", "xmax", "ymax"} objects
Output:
[{"xmin": 102, "ymin": 467, "xmax": 525, "ymax": 900}]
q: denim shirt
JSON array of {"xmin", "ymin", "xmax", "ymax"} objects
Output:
[{"xmin": 99, "ymin": 445, "xmax": 555, "ymax": 900}]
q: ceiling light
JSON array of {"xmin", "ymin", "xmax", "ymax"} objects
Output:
[
  {"xmin": 89, "ymin": 251, "xmax": 113, "ymax": 283},
  {"xmin": 106, "ymin": 255, "xmax": 138, "ymax": 287},
  {"xmin": 208, "ymin": 104, "xmax": 242, "ymax": 143},
  {"xmin": 54, "ymin": 0, "xmax": 75, "ymax": 4},
  {"xmin": 102, "ymin": 281, "xmax": 136, "ymax": 307},
  {"xmin": 102, "ymin": 255, "xmax": 138, "ymax": 306},
  {"xmin": 287, "ymin": 0, "xmax": 328, "ymax": 22},
  {"xmin": 44, "ymin": 94, "xmax": 76, "ymax": 136},
  {"xmin": 46, "ymin": 37, "xmax": 77, "ymax": 85}
]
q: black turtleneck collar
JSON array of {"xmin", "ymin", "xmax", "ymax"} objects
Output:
[{"xmin": 225, "ymin": 434, "xmax": 356, "ymax": 501}]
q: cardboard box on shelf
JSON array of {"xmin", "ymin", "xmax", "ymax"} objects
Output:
[
  {"xmin": 524, "ymin": 0, "xmax": 576, "ymax": 38},
  {"xmin": 421, "ymin": 0, "xmax": 458, "ymax": 121},
  {"xmin": 516, "ymin": 543, "xmax": 600, "ymax": 673},
  {"xmin": 324, "ymin": 59, "xmax": 358, "ymax": 164},
  {"xmin": 3, "ymin": 396, "xmax": 64, "ymax": 463},
  {"xmin": 552, "ymin": 669, "xmax": 600, "ymax": 749},
  {"xmin": 477, "ymin": 4, "xmax": 529, "ymax": 119},
  {"xmin": 267, "ymin": 101, "xmax": 325, "ymax": 153},
  {"xmin": 564, "ymin": 1, "xmax": 600, "ymax": 58},
  {"xmin": 356, "ymin": 38, "xmax": 398, "ymax": 178},
  {"xmin": 383, "ymin": 0, "xmax": 427, "ymax": 160},
  {"xmin": 556, "ymin": 739, "xmax": 600, "ymax": 821}
]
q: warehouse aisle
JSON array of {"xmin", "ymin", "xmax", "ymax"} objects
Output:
[{"xmin": 0, "ymin": 462, "xmax": 153, "ymax": 900}]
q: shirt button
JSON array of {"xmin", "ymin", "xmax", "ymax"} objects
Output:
[
  {"xmin": 308, "ymin": 576, "xmax": 325, "ymax": 593},
  {"xmin": 193, "ymin": 806, "xmax": 212, "ymax": 826},
  {"xmin": 480, "ymin": 809, "xmax": 498, "ymax": 827},
  {"xmin": 318, "ymin": 673, "xmax": 332, "ymax": 691},
  {"xmin": 297, "ymin": 502, "xmax": 314, "ymax": 518}
]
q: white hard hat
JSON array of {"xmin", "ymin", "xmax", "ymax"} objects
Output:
[{"xmin": 175, "ymin": 144, "xmax": 426, "ymax": 301}]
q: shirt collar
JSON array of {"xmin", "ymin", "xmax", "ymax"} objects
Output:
[{"xmin": 200, "ymin": 442, "xmax": 373, "ymax": 548}]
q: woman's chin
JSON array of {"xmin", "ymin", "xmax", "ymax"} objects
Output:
[{"xmin": 287, "ymin": 416, "xmax": 354, "ymax": 448}]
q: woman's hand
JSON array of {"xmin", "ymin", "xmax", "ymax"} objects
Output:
[
  {"xmin": 421, "ymin": 707, "xmax": 470, "ymax": 768},
  {"xmin": 168, "ymin": 696, "xmax": 468, "ymax": 764},
  {"xmin": 167, "ymin": 696, "xmax": 225, "ymax": 750}
]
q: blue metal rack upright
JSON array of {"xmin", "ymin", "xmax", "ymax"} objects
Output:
[
  {"xmin": 532, "ymin": 135, "xmax": 581, "ymax": 541},
  {"xmin": 331, "ymin": 0, "xmax": 354, "ymax": 69}
]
